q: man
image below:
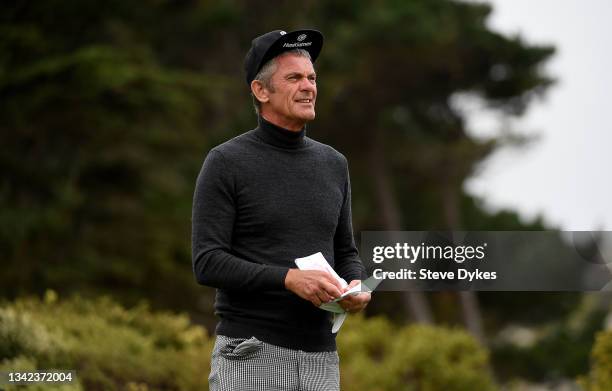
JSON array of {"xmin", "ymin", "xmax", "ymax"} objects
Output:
[{"xmin": 192, "ymin": 29, "xmax": 370, "ymax": 391}]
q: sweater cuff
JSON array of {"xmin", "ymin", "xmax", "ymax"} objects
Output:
[
  {"xmin": 343, "ymin": 269, "xmax": 369, "ymax": 283},
  {"xmin": 263, "ymin": 265, "xmax": 290, "ymax": 290}
]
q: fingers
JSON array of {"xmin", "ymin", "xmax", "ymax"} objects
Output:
[
  {"xmin": 343, "ymin": 280, "xmax": 360, "ymax": 292},
  {"xmin": 319, "ymin": 273, "xmax": 344, "ymax": 294},
  {"xmin": 339, "ymin": 292, "xmax": 371, "ymax": 313},
  {"xmin": 309, "ymin": 281, "xmax": 341, "ymax": 307},
  {"xmin": 287, "ymin": 269, "xmax": 365, "ymax": 308},
  {"xmin": 307, "ymin": 280, "xmax": 335, "ymax": 307},
  {"xmin": 309, "ymin": 271, "xmax": 342, "ymax": 301},
  {"xmin": 338, "ymin": 295, "xmax": 359, "ymax": 312},
  {"xmin": 314, "ymin": 290, "xmax": 330, "ymax": 307},
  {"xmin": 320, "ymin": 280, "xmax": 342, "ymax": 300}
]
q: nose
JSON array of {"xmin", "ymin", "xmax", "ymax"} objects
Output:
[{"xmin": 299, "ymin": 78, "xmax": 316, "ymax": 94}]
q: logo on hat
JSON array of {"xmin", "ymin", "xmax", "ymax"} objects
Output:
[
  {"xmin": 280, "ymin": 31, "xmax": 287, "ymax": 35},
  {"xmin": 297, "ymin": 34, "xmax": 307, "ymax": 42}
]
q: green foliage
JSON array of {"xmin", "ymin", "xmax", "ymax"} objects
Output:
[
  {"xmin": 305, "ymin": 0, "xmax": 555, "ymax": 232},
  {"xmin": 1, "ymin": 1, "xmax": 558, "ymax": 384},
  {"xmin": 493, "ymin": 322, "xmax": 597, "ymax": 382},
  {"xmin": 491, "ymin": 295, "xmax": 606, "ymax": 382},
  {"xmin": 579, "ymin": 330, "xmax": 612, "ymax": 391},
  {"xmin": 0, "ymin": 294, "xmax": 496, "ymax": 390},
  {"xmin": 338, "ymin": 314, "xmax": 497, "ymax": 390},
  {"xmin": 0, "ymin": 1, "xmax": 224, "ymax": 315},
  {"xmin": 0, "ymin": 293, "xmax": 213, "ymax": 390},
  {"xmin": 1, "ymin": 0, "xmax": 556, "ymax": 308}
]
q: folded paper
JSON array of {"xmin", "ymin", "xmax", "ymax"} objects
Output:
[{"xmin": 294, "ymin": 252, "xmax": 379, "ymax": 333}]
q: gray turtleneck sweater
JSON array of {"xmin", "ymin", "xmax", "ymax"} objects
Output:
[{"xmin": 191, "ymin": 116, "xmax": 367, "ymax": 352}]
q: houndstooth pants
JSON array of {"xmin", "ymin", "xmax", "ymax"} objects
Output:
[{"xmin": 209, "ymin": 335, "xmax": 340, "ymax": 391}]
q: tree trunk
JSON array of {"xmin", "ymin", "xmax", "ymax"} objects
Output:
[
  {"xmin": 369, "ymin": 134, "xmax": 433, "ymax": 324},
  {"xmin": 441, "ymin": 171, "xmax": 485, "ymax": 344}
]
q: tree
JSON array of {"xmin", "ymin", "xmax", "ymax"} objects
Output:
[
  {"xmin": 307, "ymin": 0, "xmax": 555, "ymax": 337},
  {"xmin": 1, "ymin": 1, "xmax": 556, "ymax": 336},
  {"xmin": 0, "ymin": 1, "xmax": 223, "ymax": 315}
]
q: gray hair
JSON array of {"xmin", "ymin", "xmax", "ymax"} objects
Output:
[{"xmin": 251, "ymin": 49, "xmax": 313, "ymax": 115}]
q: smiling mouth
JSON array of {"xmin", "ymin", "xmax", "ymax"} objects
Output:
[{"xmin": 295, "ymin": 99, "xmax": 313, "ymax": 104}]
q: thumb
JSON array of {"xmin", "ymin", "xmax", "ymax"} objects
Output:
[{"xmin": 343, "ymin": 279, "xmax": 360, "ymax": 292}]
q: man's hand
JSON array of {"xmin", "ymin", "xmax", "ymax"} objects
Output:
[
  {"xmin": 338, "ymin": 280, "xmax": 371, "ymax": 313},
  {"xmin": 285, "ymin": 269, "xmax": 344, "ymax": 307}
]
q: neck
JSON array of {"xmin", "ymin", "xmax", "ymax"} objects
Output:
[
  {"xmin": 260, "ymin": 112, "xmax": 306, "ymax": 132},
  {"xmin": 254, "ymin": 115, "xmax": 307, "ymax": 149}
]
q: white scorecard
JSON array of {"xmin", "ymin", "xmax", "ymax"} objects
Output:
[{"xmin": 294, "ymin": 252, "xmax": 378, "ymax": 333}]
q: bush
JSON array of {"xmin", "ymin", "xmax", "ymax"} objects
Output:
[
  {"xmin": 0, "ymin": 292, "xmax": 213, "ymax": 390},
  {"xmin": 338, "ymin": 314, "xmax": 497, "ymax": 390},
  {"xmin": 1, "ymin": 293, "xmax": 496, "ymax": 390},
  {"xmin": 579, "ymin": 330, "xmax": 612, "ymax": 391}
]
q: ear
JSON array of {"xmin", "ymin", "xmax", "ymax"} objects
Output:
[{"xmin": 251, "ymin": 80, "xmax": 270, "ymax": 104}]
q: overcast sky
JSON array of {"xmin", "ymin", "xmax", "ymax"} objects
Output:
[{"xmin": 462, "ymin": 0, "xmax": 612, "ymax": 230}]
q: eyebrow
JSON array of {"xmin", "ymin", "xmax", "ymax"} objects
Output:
[{"xmin": 284, "ymin": 71, "xmax": 317, "ymax": 78}]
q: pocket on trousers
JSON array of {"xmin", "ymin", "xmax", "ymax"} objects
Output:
[{"xmin": 220, "ymin": 336, "xmax": 263, "ymax": 359}]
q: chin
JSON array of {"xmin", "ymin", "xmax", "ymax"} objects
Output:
[{"xmin": 299, "ymin": 110, "xmax": 316, "ymax": 121}]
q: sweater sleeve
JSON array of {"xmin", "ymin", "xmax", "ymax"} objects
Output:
[
  {"xmin": 191, "ymin": 149, "xmax": 289, "ymax": 291},
  {"xmin": 333, "ymin": 158, "xmax": 369, "ymax": 282}
]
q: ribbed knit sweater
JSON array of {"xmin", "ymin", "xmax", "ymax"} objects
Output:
[{"xmin": 191, "ymin": 116, "xmax": 367, "ymax": 352}]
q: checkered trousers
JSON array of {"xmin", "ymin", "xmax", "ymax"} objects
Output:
[{"xmin": 209, "ymin": 335, "xmax": 340, "ymax": 391}]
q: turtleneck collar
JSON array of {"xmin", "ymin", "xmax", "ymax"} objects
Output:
[{"xmin": 254, "ymin": 115, "xmax": 307, "ymax": 149}]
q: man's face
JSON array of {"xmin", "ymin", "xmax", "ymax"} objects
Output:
[{"xmin": 263, "ymin": 54, "xmax": 317, "ymax": 130}]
